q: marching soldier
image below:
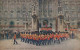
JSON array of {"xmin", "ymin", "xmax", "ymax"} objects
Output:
[
  {"xmin": 47, "ymin": 35, "xmax": 50, "ymax": 45},
  {"xmin": 33, "ymin": 34, "xmax": 36, "ymax": 45}
]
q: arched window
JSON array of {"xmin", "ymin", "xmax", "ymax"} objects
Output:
[
  {"xmin": 9, "ymin": 21, "xmax": 15, "ymax": 28},
  {"xmin": 43, "ymin": 20, "xmax": 48, "ymax": 26}
]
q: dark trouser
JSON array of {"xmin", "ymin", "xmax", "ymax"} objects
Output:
[
  {"xmin": 42, "ymin": 40, "xmax": 44, "ymax": 45},
  {"xmin": 63, "ymin": 37, "xmax": 65, "ymax": 41},
  {"xmin": 29, "ymin": 39, "xmax": 32, "ymax": 44},
  {"xmin": 7, "ymin": 36, "xmax": 8, "ymax": 39},
  {"xmin": 28, "ymin": 39, "xmax": 30, "ymax": 43},
  {"xmin": 44, "ymin": 39, "xmax": 47, "ymax": 45},
  {"xmin": 25, "ymin": 38, "xmax": 27, "ymax": 43},
  {"xmin": 58, "ymin": 39, "xmax": 60, "ymax": 44},
  {"xmin": 33, "ymin": 40, "xmax": 36, "ymax": 45},
  {"xmin": 36, "ymin": 40, "xmax": 39, "ymax": 46},
  {"xmin": 60, "ymin": 38, "xmax": 63, "ymax": 41},
  {"xmin": 47, "ymin": 40, "xmax": 51, "ymax": 45},
  {"xmin": 39, "ymin": 40, "xmax": 42, "ymax": 45},
  {"xmin": 14, "ymin": 39, "xmax": 18, "ymax": 44},
  {"xmin": 50, "ymin": 38, "xmax": 53, "ymax": 42},
  {"xmin": 21, "ymin": 37, "xmax": 23, "ymax": 41},
  {"xmin": 23, "ymin": 38, "xmax": 25, "ymax": 42}
]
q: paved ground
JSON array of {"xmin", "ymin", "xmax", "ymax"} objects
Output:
[{"xmin": 0, "ymin": 38, "xmax": 80, "ymax": 50}]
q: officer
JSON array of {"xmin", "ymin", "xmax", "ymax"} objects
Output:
[{"xmin": 13, "ymin": 33, "xmax": 18, "ymax": 44}]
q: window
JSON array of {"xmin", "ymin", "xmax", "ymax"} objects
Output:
[
  {"xmin": 4, "ymin": 11, "xmax": 7, "ymax": 12},
  {"xmin": 0, "ymin": 22, "xmax": 1, "ymax": 25},
  {"xmin": 58, "ymin": 0, "xmax": 61, "ymax": 6},
  {"xmin": 10, "ymin": 10, "xmax": 14, "ymax": 13},
  {"xmin": 17, "ymin": 11, "xmax": 20, "ymax": 13},
  {"xmin": 5, "ymin": 22, "xmax": 7, "ymax": 25},
  {"xmin": 72, "ymin": 23, "xmax": 74, "ymax": 25},
  {"xmin": 60, "ymin": 20, "xmax": 62, "ymax": 25},
  {"xmin": 58, "ymin": 7, "xmax": 62, "ymax": 13},
  {"xmin": 17, "ymin": 19, "xmax": 19, "ymax": 21},
  {"xmin": 23, "ymin": 11, "xmax": 26, "ymax": 13},
  {"xmin": 5, "ymin": 20, "xmax": 7, "ymax": 21},
  {"xmin": 23, "ymin": 23, "xmax": 25, "ymax": 25},
  {"xmin": 17, "ymin": 22, "xmax": 19, "ymax": 25}
]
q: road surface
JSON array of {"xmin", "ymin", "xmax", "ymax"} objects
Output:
[{"xmin": 0, "ymin": 38, "xmax": 80, "ymax": 50}]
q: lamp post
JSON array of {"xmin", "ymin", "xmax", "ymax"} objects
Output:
[
  {"xmin": 25, "ymin": 14, "xmax": 28, "ymax": 31},
  {"xmin": 55, "ymin": 17, "xmax": 58, "ymax": 32}
]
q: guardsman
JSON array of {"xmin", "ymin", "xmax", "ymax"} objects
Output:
[
  {"xmin": 53, "ymin": 33, "xmax": 56, "ymax": 43},
  {"xmin": 50, "ymin": 33, "xmax": 53, "ymax": 42},
  {"xmin": 38, "ymin": 35, "xmax": 41, "ymax": 45},
  {"xmin": 24, "ymin": 32, "xmax": 27, "ymax": 43},
  {"xmin": 23, "ymin": 33, "xmax": 25, "ymax": 42},
  {"xmin": 41, "ymin": 34, "xmax": 45, "ymax": 45},
  {"xmin": 39, "ymin": 34, "xmax": 43, "ymax": 45},
  {"xmin": 47, "ymin": 34, "xmax": 50, "ymax": 45},
  {"xmin": 65, "ymin": 33, "xmax": 69, "ymax": 40},
  {"xmin": 42, "ymin": 34, "xmax": 45, "ymax": 45},
  {"xmin": 36, "ymin": 35, "xmax": 39, "ymax": 46},
  {"xmin": 52, "ymin": 33, "xmax": 54, "ymax": 42},
  {"xmin": 30, "ymin": 35, "xmax": 33, "ymax": 44},
  {"xmin": 57, "ymin": 33, "xmax": 60, "ymax": 44},
  {"xmin": 62, "ymin": 33, "xmax": 65, "ymax": 41},
  {"xmin": 25, "ymin": 33, "xmax": 28, "ymax": 43},
  {"xmin": 44, "ymin": 34, "xmax": 47, "ymax": 45},
  {"xmin": 33, "ymin": 34, "xmax": 36, "ymax": 45},
  {"xmin": 59, "ymin": 33, "xmax": 63, "ymax": 41},
  {"xmin": 29, "ymin": 34, "xmax": 32, "ymax": 44},
  {"xmin": 27, "ymin": 34, "xmax": 30, "ymax": 43}
]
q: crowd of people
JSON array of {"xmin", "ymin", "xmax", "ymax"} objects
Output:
[
  {"xmin": 20, "ymin": 32, "xmax": 70, "ymax": 46},
  {"xmin": 0, "ymin": 31, "xmax": 20, "ymax": 40}
]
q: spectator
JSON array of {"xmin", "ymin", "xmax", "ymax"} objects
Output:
[{"xmin": 6, "ymin": 32, "xmax": 8, "ymax": 39}]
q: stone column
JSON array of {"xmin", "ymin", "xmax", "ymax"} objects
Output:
[
  {"xmin": 58, "ymin": 15, "xmax": 64, "ymax": 32},
  {"xmin": 32, "ymin": 14, "xmax": 38, "ymax": 31}
]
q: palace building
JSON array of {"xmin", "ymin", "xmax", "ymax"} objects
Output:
[{"xmin": 0, "ymin": 0, "xmax": 80, "ymax": 32}]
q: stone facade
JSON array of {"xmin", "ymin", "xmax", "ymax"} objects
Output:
[{"xmin": 0, "ymin": 0, "xmax": 80, "ymax": 32}]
